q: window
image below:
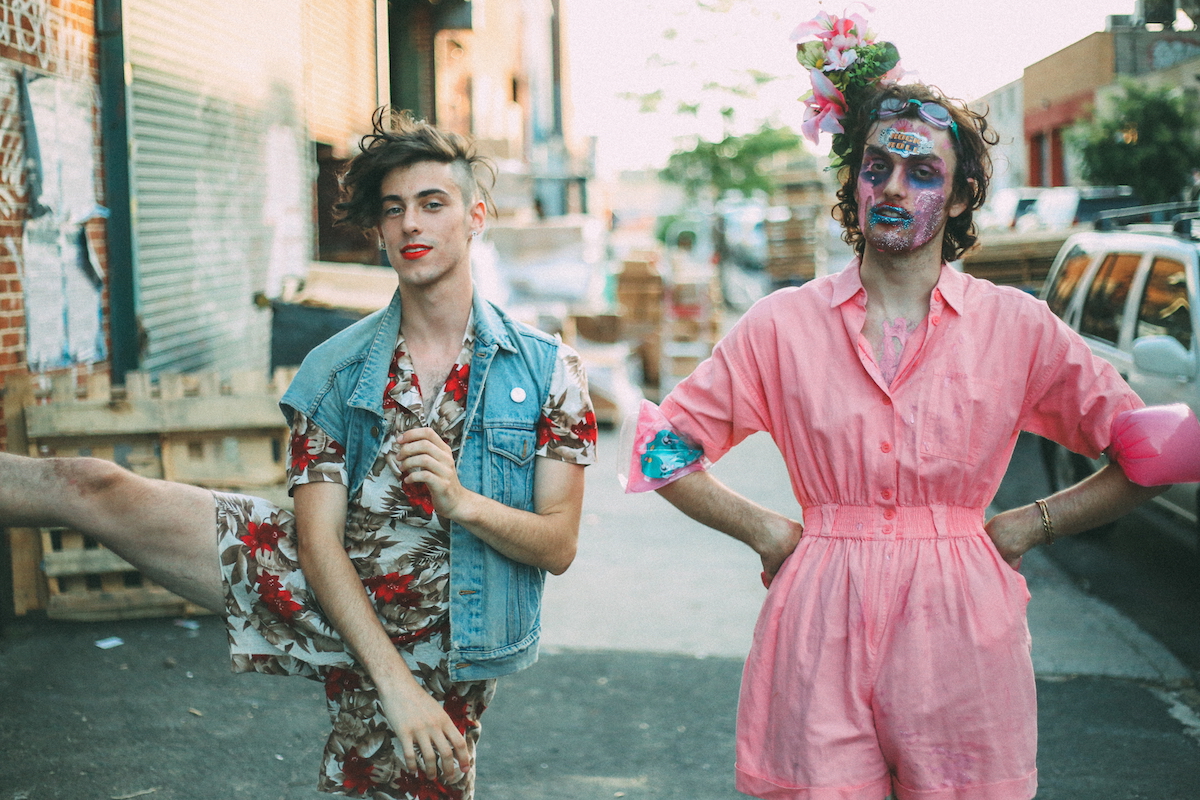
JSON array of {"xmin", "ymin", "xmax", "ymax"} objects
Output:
[
  {"xmin": 1045, "ymin": 245, "xmax": 1092, "ymax": 317},
  {"xmin": 1079, "ymin": 253, "xmax": 1142, "ymax": 345},
  {"xmin": 1029, "ymin": 133, "xmax": 1045, "ymax": 187},
  {"xmin": 1136, "ymin": 257, "xmax": 1192, "ymax": 351}
]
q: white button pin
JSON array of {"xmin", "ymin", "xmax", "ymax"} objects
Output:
[{"xmin": 510, "ymin": 387, "xmax": 527, "ymax": 403}]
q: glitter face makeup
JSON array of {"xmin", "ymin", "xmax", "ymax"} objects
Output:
[
  {"xmin": 879, "ymin": 316, "xmax": 916, "ymax": 385},
  {"xmin": 857, "ymin": 120, "xmax": 956, "ymax": 255}
]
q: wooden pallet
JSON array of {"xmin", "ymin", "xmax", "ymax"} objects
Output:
[
  {"xmin": 36, "ymin": 526, "xmax": 204, "ymax": 622},
  {"xmin": 961, "ymin": 229, "xmax": 1071, "ymax": 291},
  {"xmin": 6, "ymin": 368, "xmax": 295, "ymax": 620}
]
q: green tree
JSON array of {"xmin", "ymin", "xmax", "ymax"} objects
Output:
[
  {"xmin": 659, "ymin": 125, "xmax": 806, "ymax": 200},
  {"xmin": 1071, "ymin": 81, "xmax": 1200, "ymax": 204}
]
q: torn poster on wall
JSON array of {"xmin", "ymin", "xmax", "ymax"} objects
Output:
[{"xmin": 19, "ymin": 69, "xmax": 107, "ymax": 370}]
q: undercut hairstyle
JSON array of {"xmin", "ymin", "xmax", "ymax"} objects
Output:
[
  {"xmin": 335, "ymin": 107, "xmax": 495, "ymax": 231},
  {"xmin": 834, "ymin": 83, "xmax": 998, "ymax": 263}
]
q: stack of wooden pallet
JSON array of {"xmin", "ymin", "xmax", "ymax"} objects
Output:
[
  {"xmin": 765, "ymin": 169, "xmax": 829, "ymax": 286},
  {"xmin": 659, "ymin": 257, "xmax": 722, "ymax": 395},
  {"xmin": 615, "ymin": 257, "xmax": 666, "ymax": 389},
  {"xmin": 4, "ymin": 368, "xmax": 294, "ymax": 621},
  {"xmin": 960, "ymin": 229, "xmax": 1070, "ymax": 291}
]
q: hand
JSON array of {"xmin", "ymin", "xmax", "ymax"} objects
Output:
[
  {"xmin": 377, "ymin": 677, "xmax": 472, "ymax": 781},
  {"xmin": 389, "ymin": 428, "xmax": 469, "ymax": 519},
  {"xmin": 984, "ymin": 504, "xmax": 1045, "ymax": 568},
  {"xmin": 757, "ymin": 517, "xmax": 803, "ymax": 588}
]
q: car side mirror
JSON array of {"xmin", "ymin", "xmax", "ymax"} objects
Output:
[{"xmin": 1132, "ymin": 335, "xmax": 1197, "ymax": 378}]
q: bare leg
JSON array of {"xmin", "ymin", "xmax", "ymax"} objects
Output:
[{"xmin": 0, "ymin": 452, "xmax": 224, "ymax": 613}]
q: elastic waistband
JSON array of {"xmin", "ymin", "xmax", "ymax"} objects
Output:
[{"xmin": 802, "ymin": 504, "xmax": 985, "ymax": 539}]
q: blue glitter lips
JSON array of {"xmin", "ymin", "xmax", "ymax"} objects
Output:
[{"xmin": 869, "ymin": 204, "xmax": 913, "ymax": 228}]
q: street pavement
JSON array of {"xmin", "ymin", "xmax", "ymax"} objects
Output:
[{"xmin": 2, "ymin": 429, "xmax": 1199, "ymax": 799}]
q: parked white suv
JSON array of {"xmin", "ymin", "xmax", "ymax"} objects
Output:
[{"xmin": 1039, "ymin": 222, "xmax": 1199, "ymax": 544}]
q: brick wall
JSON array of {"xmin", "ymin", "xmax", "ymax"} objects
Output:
[{"xmin": 0, "ymin": 0, "xmax": 108, "ymax": 452}]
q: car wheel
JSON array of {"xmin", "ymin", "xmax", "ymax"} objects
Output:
[{"xmin": 1039, "ymin": 437, "xmax": 1110, "ymax": 538}]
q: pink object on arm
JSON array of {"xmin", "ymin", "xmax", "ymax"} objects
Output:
[
  {"xmin": 1108, "ymin": 403, "xmax": 1200, "ymax": 486},
  {"xmin": 619, "ymin": 399, "xmax": 710, "ymax": 493}
]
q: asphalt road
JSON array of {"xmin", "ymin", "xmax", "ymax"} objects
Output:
[{"xmin": 2, "ymin": 429, "xmax": 1199, "ymax": 799}]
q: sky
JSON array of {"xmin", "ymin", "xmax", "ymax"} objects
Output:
[{"xmin": 563, "ymin": 0, "xmax": 1152, "ymax": 174}]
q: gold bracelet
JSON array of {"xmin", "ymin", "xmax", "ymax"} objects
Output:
[{"xmin": 1035, "ymin": 498, "xmax": 1057, "ymax": 544}]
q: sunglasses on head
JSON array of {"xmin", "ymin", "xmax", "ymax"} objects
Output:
[{"xmin": 873, "ymin": 98, "xmax": 959, "ymax": 141}]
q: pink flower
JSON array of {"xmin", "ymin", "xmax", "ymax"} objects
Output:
[
  {"xmin": 882, "ymin": 61, "xmax": 907, "ymax": 84},
  {"xmin": 822, "ymin": 46, "xmax": 858, "ymax": 72},
  {"xmin": 829, "ymin": 28, "xmax": 864, "ymax": 52},
  {"xmin": 801, "ymin": 69, "xmax": 848, "ymax": 145},
  {"xmin": 789, "ymin": 5, "xmax": 874, "ymax": 45},
  {"xmin": 790, "ymin": 9, "xmax": 837, "ymax": 41}
]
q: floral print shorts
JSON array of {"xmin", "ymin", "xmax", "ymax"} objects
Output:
[{"xmin": 215, "ymin": 491, "xmax": 495, "ymax": 800}]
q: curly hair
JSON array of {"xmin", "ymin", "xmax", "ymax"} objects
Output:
[
  {"xmin": 335, "ymin": 107, "xmax": 495, "ymax": 231},
  {"xmin": 833, "ymin": 83, "xmax": 998, "ymax": 263}
]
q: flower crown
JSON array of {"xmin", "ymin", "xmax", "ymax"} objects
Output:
[{"xmin": 792, "ymin": 6, "xmax": 902, "ymax": 168}]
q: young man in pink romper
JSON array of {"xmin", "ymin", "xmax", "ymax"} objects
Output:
[{"xmin": 631, "ymin": 83, "xmax": 1182, "ymax": 800}]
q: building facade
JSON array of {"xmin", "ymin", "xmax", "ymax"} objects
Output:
[
  {"xmin": 971, "ymin": 79, "xmax": 1026, "ymax": 190},
  {"xmin": 1024, "ymin": 15, "xmax": 1200, "ymax": 187},
  {"xmin": 0, "ymin": 0, "xmax": 583, "ymax": 452}
]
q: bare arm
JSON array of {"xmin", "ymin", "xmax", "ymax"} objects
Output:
[
  {"xmin": 656, "ymin": 469, "xmax": 803, "ymax": 585},
  {"xmin": 293, "ymin": 481, "xmax": 469, "ymax": 780},
  {"xmin": 394, "ymin": 428, "xmax": 583, "ymax": 575},
  {"xmin": 986, "ymin": 462, "xmax": 1167, "ymax": 565}
]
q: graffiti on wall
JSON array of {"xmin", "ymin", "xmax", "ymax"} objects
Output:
[
  {"xmin": 0, "ymin": 71, "xmax": 25, "ymax": 219},
  {"xmin": 0, "ymin": 0, "xmax": 93, "ymax": 83},
  {"xmin": 1152, "ymin": 38, "xmax": 1200, "ymax": 72}
]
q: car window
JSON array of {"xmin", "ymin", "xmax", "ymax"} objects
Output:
[
  {"xmin": 1045, "ymin": 245, "xmax": 1092, "ymax": 317},
  {"xmin": 1079, "ymin": 252, "xmax": 1141, "ymax": 345},
  {"xmin": 1136, "ymin": 257, "xmax": 1192, "ymax": 351}
]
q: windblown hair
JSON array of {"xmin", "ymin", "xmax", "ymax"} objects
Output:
[
  {"xmin": 834, "ymin": 83, "xmax": 998, "ymax": 263},
  {"xmin": 335, "ymin": 107, "xmax": 495, "ymax": 230}
]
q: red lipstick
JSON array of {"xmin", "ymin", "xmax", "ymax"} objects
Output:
[{"xmin": 400, "ymin": 244, "xmax": 431, "ymax": 260}]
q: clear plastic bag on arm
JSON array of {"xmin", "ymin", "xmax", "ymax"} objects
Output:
[{"xmin": 618, "ymin": 399, "xmax": 710, "ymax": 493}]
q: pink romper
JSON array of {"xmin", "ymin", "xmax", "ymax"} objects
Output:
[{"xmin": 656, "ymin": 262, "xmax": 1140, "ymax": 800}]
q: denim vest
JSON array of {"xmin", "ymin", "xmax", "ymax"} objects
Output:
[{"xmin": 280, "ymin": 290, "xmax": 559, "ymax": 682}]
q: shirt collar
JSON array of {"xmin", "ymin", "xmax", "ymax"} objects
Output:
[
  {"xmin": 471, "ymin": 292, "xmax": 517, "ymax": 353},
  {"xmin": 395, "ymin": 308, "xmax": 477, "ymax": 353},
  {"xmin": 933, "ymin": 262, "xmax": 966, "ymax": 314},
  {"xmin": 829, "ymin": 257, "xmax": 967, "ymax": 315},
  {"xmin": 829, "ymin": 257, "xmax": 866, "ymax": 307}
]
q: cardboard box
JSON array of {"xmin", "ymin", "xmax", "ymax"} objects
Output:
[
  {"xmin": 637, "ymin": 332, "xmax": 662, "ymax": 386},
  {"xmin": 570, "ymin": 313, "xmax": 622, "ymax": 344},
  {"xmin": 620, "ymin": 258, "xmax": 659, "ymax": 278}
]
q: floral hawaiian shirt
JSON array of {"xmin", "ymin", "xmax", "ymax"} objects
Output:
[{"xmin": 217, "ymin": 319, "xmax": 596, "ymax": 799}]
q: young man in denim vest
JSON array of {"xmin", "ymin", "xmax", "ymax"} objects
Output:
[{"xmin": 1, "ymin": 111, "xmax": 596, "ymax": 799}]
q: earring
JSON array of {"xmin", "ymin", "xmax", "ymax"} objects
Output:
[{"xmin": 378, "ymin": 239, "xmax": 386, "ymax": 250}]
